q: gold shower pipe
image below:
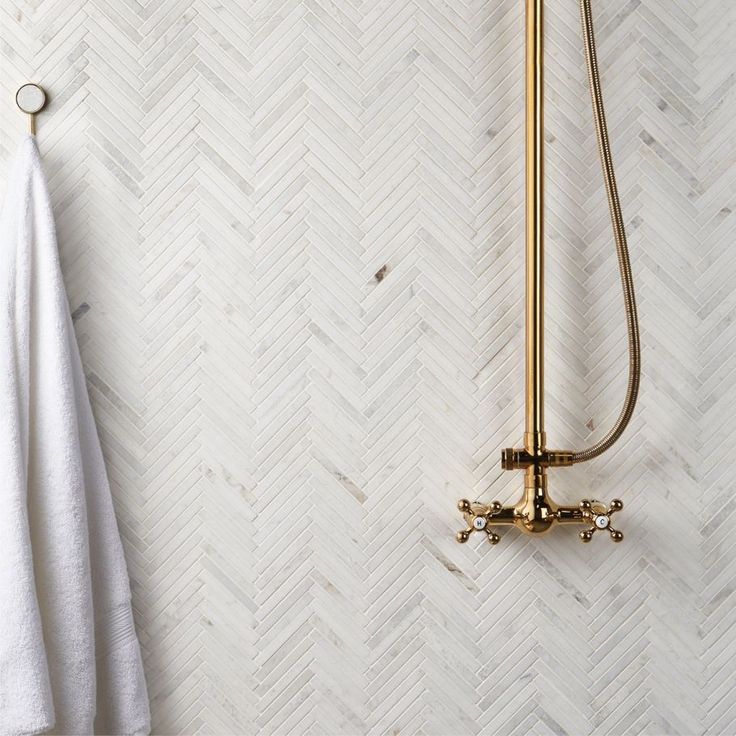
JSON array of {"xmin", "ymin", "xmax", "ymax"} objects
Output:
[
  {"xmin": 525, "ymin": 0, "xmax": 545, "ymax": 459},
  {"xmin": 456, "ymin": 0, "xmax": 640, "ymax": 545}
]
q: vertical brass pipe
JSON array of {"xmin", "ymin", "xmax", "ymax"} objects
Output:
[{"xmin": 525, "ymin": 0, "xmax": 545, "ymax": 457}]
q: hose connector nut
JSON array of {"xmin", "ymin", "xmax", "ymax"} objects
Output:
[
  {"xmin": 501, "ymin": 447, "xmax": 521, "ymax": 470},
  {"xmin": 501, "ymin": 448, "xmax": 574, "ymax": 470}
]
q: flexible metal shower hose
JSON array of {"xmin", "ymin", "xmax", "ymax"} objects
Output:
[{"xmin": 570, "ymin": 0, "xmax": 641, "ymax": 464}]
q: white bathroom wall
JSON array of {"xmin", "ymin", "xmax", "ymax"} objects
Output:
[{"xmin": 1, "ymin": 1, "xmax": 733, "ymax": 733}]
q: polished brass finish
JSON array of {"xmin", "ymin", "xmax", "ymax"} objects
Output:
[
  {"xmin": 456, "ymin": 495, "xmax": 624, "ymax": 544},
  {"xmin": 571, "ymin": 0, "xmax": 641, "ymax": 463},
  {"xmin": 525, "ymin": 0, "xmax": 545, "ymax": 457},
  {"xmin": 455, "ymin": 0, "xmax": 640, "ymax": 545},
  {"xmin": 501, "ymin": 447, "xmax": 573, "ymax": 470},
  {"xmin": 578, "ymin": 499, "xmax": 624, "ymax": 542}
]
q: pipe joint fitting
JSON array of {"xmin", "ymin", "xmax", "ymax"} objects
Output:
[{"xmin": 501, "ymin": 447, "xmax": 574, "ymax": 470}]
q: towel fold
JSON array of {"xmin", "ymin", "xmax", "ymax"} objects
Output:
[{"xmin": 0, "ymin": 136, "xmax": 150, "ymax": 736}]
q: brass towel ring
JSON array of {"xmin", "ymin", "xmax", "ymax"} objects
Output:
[{"xmin": 15, "ymin": 83, "xmax": 47, "ymax": 135}]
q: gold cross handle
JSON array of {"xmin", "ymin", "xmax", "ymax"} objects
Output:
[{"xmin": 578, "ymin": 499, "xmax": 624, "ymax": 543}]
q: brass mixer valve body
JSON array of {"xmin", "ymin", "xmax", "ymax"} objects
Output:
[{"xmin": 455, "ymin": 451, "xmax": 624, "ymax": 545}]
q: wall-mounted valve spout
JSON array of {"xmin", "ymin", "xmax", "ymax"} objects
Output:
[{"xmin": 456, "ymin": 0, "xmax": 640, "ymax": 545}]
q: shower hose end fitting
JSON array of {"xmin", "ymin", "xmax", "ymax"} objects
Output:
[{"xmin": 501, "ymin": 447, "xmax": 574, "ymax": 470}]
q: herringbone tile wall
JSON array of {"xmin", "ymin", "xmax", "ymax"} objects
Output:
[{"xmin": 1, "ymin": 0, "xmax": 733, "ymax": 734}]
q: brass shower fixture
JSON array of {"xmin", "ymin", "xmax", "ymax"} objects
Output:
[{"xmin": 456, "ymin": 0, "xmax": 640, "ymax": 545}]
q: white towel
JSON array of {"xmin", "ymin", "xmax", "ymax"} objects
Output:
[{"xmin": 0, "ymin": 135, "xmax": 150, "ymax": 736}]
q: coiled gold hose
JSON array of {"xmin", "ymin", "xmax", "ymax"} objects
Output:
[{"xmin": 571, "ymin": 0, "xmax": 641, "ymax": 464}]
